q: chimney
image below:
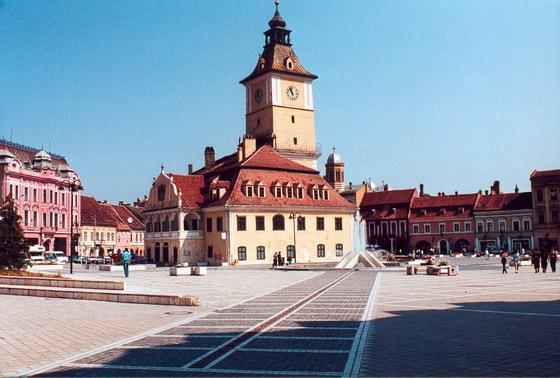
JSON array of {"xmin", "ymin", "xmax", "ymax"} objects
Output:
[
  {"xmin": 349, "ymin": 182, "xmax": 353, "ymax": 189},
  {"xmin": 204, "ymin": 146, "xmax": 215, "ymax": 168},
  {"xmin": 485, "ymin": 190, "xmax": 489, "ymax": 195},
  {"xmin": 420, "ymin": 184, "xmax": 424, "ymax": 197},
  {"xmin": 237, "ymin": 135, "xmax": 257, "ymax": 162},
  {"xmin": 384, "ymin": 184, "xmax": 389, "ymax": 191},
  {"xmin": 188, "ymin": 164, "xmax": 193, "ymax": 175},
  {"xmin": 455, "ymin": 191, "xmax": 458, "ymax": 195},
  {"xmin": 491, "ymin": 180, "xmax": 500, "ymax": 194},
  {"xmin": 514, "ymin": 184, "xmax": 519, "ymax": 193}
]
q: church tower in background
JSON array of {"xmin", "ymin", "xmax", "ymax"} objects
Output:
[{"xmin": 240, "ymin": 1, "xmax": 321, "ymax": 169}]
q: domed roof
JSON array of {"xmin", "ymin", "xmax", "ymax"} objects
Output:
[
  {"xmin": 33, "ymin": 149, "xmax": 52, "ymax": 161},
  {"xmin": 58, "ymin": 163, "xmax": 74, "ymax": 173},
  {"xmin": 268, "ymin": 1, "xmax": 287, "ymax": 28},
  {"xmin": 326, "ymin": 148, "xmax": 344, "ymax": 165}
]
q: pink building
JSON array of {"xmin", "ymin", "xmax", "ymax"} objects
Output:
[{"xmin": 0, "ymin": 139, "xmax": 82, "ymax": 254}]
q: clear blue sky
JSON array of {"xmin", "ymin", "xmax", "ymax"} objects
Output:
[{"xmin": 1, "ymin": 0, "xmax": 559, "ymax": 202}]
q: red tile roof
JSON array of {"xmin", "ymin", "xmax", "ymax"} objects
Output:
[
  {"xmin": 360, "ymin": 189, "xmax": 416, "ymax": 207},
  {"xmin": 412, "ymin": 194, "xmax": 479, "ymax": 209},
  {"xmin": 170, "ymin": 174, "xmax": 205, "ymax": 209},
  {"xmin": 220, "ymin": 169, "xmax": 354, "ymax": 209},
  {"xmin": 241, "ymin": 43, "xmax": 317, "ymax": 84},
  {"xmin": 531, "ymin": 169, "xmax": 560, "ymax": 179},
  {"xmin": 364, "ymin": 207, "xmax": 410, "ymax": 221},
  {"xmin": 80, "ymin": 196, "xmax": 124, "ymax": 227},
  {"xmin": 241, "ymin": 146, "xmax": 318, "ymax": 173},
  {"xmin": 475, "ymin": 192, "xmax": 532, "ymax": 211},
  {"xmin": 111, "ymin": 204, "xmax": 144, "ymax": 231},
  {"xmin": 1, "ymin": 139, "xmax": 68, "ymax": 169}
]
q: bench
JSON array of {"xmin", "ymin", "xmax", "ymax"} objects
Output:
[{"xmin": 407, "ymin": 265, "xmax": 458, "ymax": 276}]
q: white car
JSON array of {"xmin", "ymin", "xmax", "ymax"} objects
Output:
[{"xmin": 51, "ymin": 251, "xmax": 69, "ymax": 264}]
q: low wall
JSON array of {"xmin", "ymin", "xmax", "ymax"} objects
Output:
[
  {"xmin": 98, "ymin": 264, "xmax": 155, "ymax": 272},
  {"xmin": 27, "ymin": 265, "xmax": 64, "ymax": 271},
  {"xmin": 0, "ymin": 276, "xmax": 125, "ymax": 290}
]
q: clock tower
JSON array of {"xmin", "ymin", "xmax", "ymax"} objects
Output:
[{"xmin": 240, "ymin": 1, "xmax": 320, "ymax": 169}]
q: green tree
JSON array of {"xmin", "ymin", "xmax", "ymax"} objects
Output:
[{"xmin": 0, "ymin": 196, "xmax": 29, "ymax": 269}]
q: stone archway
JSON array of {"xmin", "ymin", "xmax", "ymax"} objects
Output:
[
  {"xmin": 415, "ymin": 240, "xmax": 431, "ymax": 253},
  {"xmin": 438, "ymin": 240, "xmax": 448, "ymax": 254}
]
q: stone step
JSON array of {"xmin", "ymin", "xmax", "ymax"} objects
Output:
[
  {"xmin": 0, "ymin": 284, "xmax": 199, "ymax": 306},
  {"xmin": 0, "ymin": 276, "xmax": 125, "ymax": 290}
]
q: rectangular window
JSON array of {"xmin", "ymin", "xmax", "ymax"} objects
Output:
[
  {"xmin": 424, "ymin": 224, "xmax": 431, "ymax": 234},
  {"xmin": 412, "ymin": 224, "xmax": 419, "ymax": 234},
  {"xmin": 297, "ymin": 216, "xmax": 305, "ymax": 231},
  {"xmin": 54, "ymin": 192, "xmax": 58, "ymax": 205},
  {"xmin": 33, "ymin": 189, "xmax": 37, "ymax": 202},
  {"xmin": 464, "ymin": 222, "xmax": 471, "ymax": 232},
  {"xmin": 297, "ymin": 187, "xmax": 304, "ymax": 199},
  {"xmin": 54, "ymin": 213, "xmax": 58, "ymax": 229},
  {"xmin": 33, "ymin": 211, "xmax": 37, "ymax": 226},
  {"xmin": 551, "ymin": 188, "xmax": 558, "ymax": 201},
  {"xmin": 439, "ymin": 224, "xmax": 445, "ymax": 233},
  {"xmin": 317, "ymin": 244, "xmax": 325, "ymax": 257},
  {"xmin": 62, "ymin": 214, "xmax": 66, "ymax": 228},
  {"xmin": 499, "ymin": 221, "xmax": 506, "ymax": 232},
  {"xmin": 256, "ymin": 246, "xmax": 265, "ymax": 260},
  {"xmin": 487, "ymin": 222, "xmax": 494, "ymax": 232},
  {"xmin": 335, "ymin": 217, "xmax": 343, "ymax": 231},
  {"xmin": 256, "ymin": 216, "xmax": 265, "ymax": 231},
  {"xmin": 552, "ymin": 210, "xmax": 559, "ymax": 225},
  {"xmin": 24, "ymin": 187, "xmax": 29, "ymax": 201},
  {"xmin": 207, "ymin": 246, "xmax": 213, "ymax": 258},
  {"xmin": 43, "ymin": 190, "xmax": 47, "ymax": 203},
  {"xmin": 49, "ymin": 212, "xmax": 53, "ymax": 227},
  {"xmin": 206, "ymin": 218, "xmax": 212, "ymax": 232},
  {"xmin": 238, "ymin": 246, "xmax": 247, "ymax": 261},
  {"xmin": 42, "ymin": 213, "xmax": 47, "ymax": 227},
  {"xmin": 275, "ymin": 187, "xmax": 282, "ymax": 197},
  {"xmin": 538, "ymin": 211, "xmax": 545, "ymax": 225},
  {"xmin": 49, "ymin": 190, "xmax": 53, "ymax": 203},
  {"xmin": 513, "ymin": 220, "xmax": 520, "ymax": 231},
  {"xmin": 61, "ymin": 193, "xmax": 65, "ymax": 206},
  {"xmin": 258, "ymin": 186, "xmax": 265, "ymax": 197},
  {"xmin": 246, "ymin": 186, "xmax": 254, "ymax": 197},
  {"xmin": 336, "ymin": 243, "xmax": 343, "ymax": 257},
  {"xmin": 237, "ymin": 216, "xmax": 247, "ymax": 231},
  {"xmin": 316, "ymin": 217, "xmax": 325, "ymax": 231},
  {"xmin": 287, "ymin": 245, "xmax": 295, "ymax": 259},
  {"xmin": 477, "ymin": 222, "xmax": 483, "ymax": 233},
  {"xmin": 24, "ymin": 210, "xmax": 29, "ymax": 226},
  {"xmin": 216, "ymin": 217, "xmax": 223, "ymax": 232},
  {"xmin": 523, "ymin": 219, "xmax": 531, "ymax": 231},
  {"xmin": 15, "ymin": 185, "xmax": 19, "ymax": 198}
]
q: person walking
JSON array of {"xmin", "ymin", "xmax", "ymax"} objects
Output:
[
  {"xmin": 541, "ymin": 249, "xmax": 549, "ymax": 273},
  {"xmin": 513, "ymin": 250, "xmax": 520, "ymax": 274},
  {"xmin": 484, "ymin": 249, "xmax": 489, "ymax": 260},
  {"xmin": 500, "ymin": 250, "xmax": 508, "ymax": 274},
  {"xmin": 531, "ymin": 249, "xmax": 541, "ymax": 273},
  {"xmin": 550, "ymin": 248, "xmax": 557, "ymax": 273},
  {"xmin": 272, "ymin": 252, "xmax": 278, "ymax": 269},
  {"xmin": 122, "ymin": 248, "xmax": 132, "ymax": 278}
]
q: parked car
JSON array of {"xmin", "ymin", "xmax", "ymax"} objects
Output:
[
  {"xmin": 72, "ymin": 255, "xmax": 87, "ymax": 264},
  {"xmin": 43, "ymin": 252, "xmax": 58, "ymax": 264},
  {"xmin": 52, "ymin": 251, "xmax": 68, "ymax": 264}
]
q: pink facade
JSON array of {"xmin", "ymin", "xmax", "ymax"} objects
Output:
[{"xmin": 0, "ymin": 139, "xmax": 81, "ymax": 254}]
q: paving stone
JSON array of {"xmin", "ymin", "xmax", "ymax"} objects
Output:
[{"xmin": 76, "ymin": 348, "xmax": 207, "ymax": 368}]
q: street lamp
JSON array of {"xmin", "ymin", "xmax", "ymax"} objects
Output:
[
  {"xmin": 59, "ymin": 178, "xmax": 81, "ymax": 274},
  {"xmin": 288, "ymin": 212, "xmax": 301, "ymax": 263}
]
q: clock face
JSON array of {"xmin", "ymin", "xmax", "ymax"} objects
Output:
[
  {"xmin": 254, "ymin": 88, "xmax": 263, "ymax": 104},
  {"xmin": 286, "ymin": 86, "xmax": 299, "ymax": 100}
]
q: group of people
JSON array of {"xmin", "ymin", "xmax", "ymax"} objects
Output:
[
  {"xmin": 271, "ymin": 252, "xmax": 294, "ymax": 268},
  {"xmin": 499, "ymin": 248, "xmax": 558, "ymax": 274},
  {"xmin": 530, "ymin": 248, "xmax": 558, "ymax": 273}
]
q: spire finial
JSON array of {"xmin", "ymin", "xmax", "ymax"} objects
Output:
[
  {"xmin": 332, "ymin": 146, "xmax": 336, "ymax": 153},
  {"xmin": 160, "ymin": 163, "xmax": 164, "ymax": 173},
  {"xmin": 275, "ymin": 0, "xmax": 280, "ymax": 12}
]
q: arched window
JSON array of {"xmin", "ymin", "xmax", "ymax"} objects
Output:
[
  {"xmin": 317, "ymin": 244, "xmax": 325, "ymax": 257},
  {"xmin": 273, "ymin": 214, "xmax": 285, "ymax": 230},
  {"xmin": 238, "ymin": 246, "xmax": 247, "ymax": 261},
  {"xmin": 287, "ymin": 245, "xmax": 295, "ymax": 259},
  {"xmin": 170, "ymin": 215, "xmax": 178, "ymax": 231},
  {"xmin": 336, "ymin": 243, "xmax": 343, "ymax": 257},
  {"xmin": 183, "ymin": 216, "xmax": 190, "ymax": 231},
  {"xmin": 256, "ymin": 246, "xmax": 265, "ymax": 260},
  {"xmin": 157, "ymin": 185, "xmax": 165, "ymax": 201}
]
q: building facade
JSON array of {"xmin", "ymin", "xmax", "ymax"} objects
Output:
[
  {"xmin": 530, "ymin": 169, "xmax": 560, "ymax": 252},
  {"xmin": 409, "ymin": 193, "xmax": 478, "ymax": 254},
  {"xmin": 361, "ymin": 188, "xmax": 417, "ymax": 253},
  {"xmin": 0, "ymin": 139, "xmax": 81, "ymax": 254},
  {"xmin": 79, "ymin": 196, "xmax": 144, "ymax": 257},
  {"xmin": 474, "ymin": 190, "xmax": 533, "ymax": 253}
]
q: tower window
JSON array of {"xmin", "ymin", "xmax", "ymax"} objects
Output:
[
  {"xmin": 291, "ymin": 115, "xmax": 295, "ymax": 123},
  {"xmin": 293, "ymin": 137, "xmax": 298, "ymax": 145}
]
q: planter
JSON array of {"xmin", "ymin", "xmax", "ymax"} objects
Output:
[
  {"xmin": 169, "ymin": 267, "xmax": 191, "ymax": 276},
  {"xmin": 28, "ymin": 264, "xmax": 64, "ymax": 271},
  {"xmin": 191, "ymin": 266, "xmax": 207, "ymax": 276}
]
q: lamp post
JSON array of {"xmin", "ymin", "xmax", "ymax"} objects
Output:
[{"xmin": 59, "ymin": 178, "xmax": 81, "ymax": 274}]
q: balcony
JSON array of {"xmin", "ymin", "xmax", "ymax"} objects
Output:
[{"xmin": 185, "ymin": 230, "xmax": 203, "ymax": 238}]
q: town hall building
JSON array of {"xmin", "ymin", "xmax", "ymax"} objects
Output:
[{"xmin": 143, "ymin": 3, "xmax": 356, "ymax": 265}]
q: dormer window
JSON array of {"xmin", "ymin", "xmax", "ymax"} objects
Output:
[
  {"xmin": 284, "ymin": 57, "xmax": 294, "ymax": 70},
  {"xmin": 439, "ymin": 208, "xmax": 446, "ymax": 215},
  {"xmin": 322, "ymin": 189, "xmax": 329, "ymax": 200},
  {"xmin": 296, "ymin": 186, "xmax": 304, "ymax": 199},
  {"xmin": 275, "ymin": 187, "xmax": 282, "ymax": 197},
  {"xmin": 420, "ymin": 209, "xmax": 427, "ymax": 216},
  {"xmin": 258, "ymin": 185, "xmax": 266, "ymax": 198},
  {"xmin": 246, "ymin": 185, "xmax": 254, "ymax": 197}
]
